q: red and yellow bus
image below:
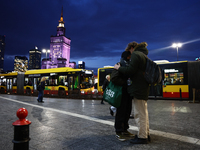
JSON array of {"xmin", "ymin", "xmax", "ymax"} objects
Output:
[
  {"xmin": 97, "ymin": 61, "xmax": 200, "ymax": 100},
  {"xmin": 97, "ymin": 66, "xmax": 114, "ymax": 95},
  {"xmin": 0, "ymin": 67, "xmax": 94, "ymax": 97},
  {"xmin": 0, "ymin": 72, "xmax": 17, "ymax": 94}
]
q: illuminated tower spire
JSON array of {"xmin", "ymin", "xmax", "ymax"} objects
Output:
[
  {"xmin": 57, "ymin": 6, "xmax": 65, "ymax": 36},
  {"xmin": 58, "ymin": 6, "xmax": 65, "ymax": 27}
]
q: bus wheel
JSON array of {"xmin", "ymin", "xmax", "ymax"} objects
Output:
[
  {"xmin": 58, "ymin": 90, "xmax": 65, "ymax": 97},
  {"xmin": 26, "ymin": 89, "xmax": 31, "ymax": 95},
  {"xmin": 0, "ymin": 88, "xmax": 5, "ymax": 94}
]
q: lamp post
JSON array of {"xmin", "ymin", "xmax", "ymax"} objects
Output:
[
  {"xmin": 42, "ymin": 49, "xmax": 50, "ymax": 69},
  {"xmin": 172, "ymin": 43, "xmax": 182, "ymax": 61}
]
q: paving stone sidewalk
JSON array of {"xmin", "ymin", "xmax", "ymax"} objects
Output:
[{"xmin": 0, "ymin": 94, "xmax": 200, "ymax": 150}]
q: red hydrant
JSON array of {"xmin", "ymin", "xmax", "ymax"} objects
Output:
[{"xmin": 12, "ymin": 108, "xmax": 31, "ymax": 150}]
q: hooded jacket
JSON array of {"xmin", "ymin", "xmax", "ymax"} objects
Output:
[
  {"xmin": 118, "ymin": 43, "xmax": 150, "ymax": 100},
  {"xmin": 110, "ymin": 51, "xmax": 130, "ymax": 86}
]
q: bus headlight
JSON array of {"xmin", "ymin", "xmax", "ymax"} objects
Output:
[
  {"xmin": 81, "ymin": 91, "xmax": 85, "ymax": 95},
  {"xmin": 92, "ymin": 89, "xmax": 98, "ymax": 94}
]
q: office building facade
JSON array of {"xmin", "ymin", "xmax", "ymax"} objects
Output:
[
  {"xmin": 0, "ymin": 35, "xmax": 6, "ymax": 72},
  {"xmin": 78, "ymin": 61, "xmax": 85, "ymax": 69},
  {"xmin": 14, "ymin": 56, "xmax": 28, "ymax": 72},
  {"xmin": 29, "ymin": 47, "xmax": 41, "ymax": 70}
]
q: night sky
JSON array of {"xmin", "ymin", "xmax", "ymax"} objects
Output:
[{"xmin": 1, "ymin": 0, "xmax": 200, "ymax": 74}]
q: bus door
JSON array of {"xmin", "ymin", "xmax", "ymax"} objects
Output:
[
  {"xmin": 6, "ymin": 78, "xmax": 12, "ymax": 94},
  {"xmin": 68, "ymin": 75, "xmax": 79, "ymax": 91},
  {"xmin": 33, "ymin": 78, "xmax": 40, "ymax": 92}
]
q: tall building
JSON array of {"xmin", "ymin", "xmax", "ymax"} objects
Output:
[
  {"xmin": 0, "ymin": 35, "xmax": 6, "ymax": 72},
  {"xmin": 14, "ymin": 56, "xmax": 28, "ymax": 72},
  {"xmin": 41, "ymin": 7, "xmax": 75, "ymax": 69},
  {"xmin": 29, "ymin": 46, "xmax": 41, "ymax": 70},
  {"xmin": 78, "ymin": 61, "xmax": 85, "ymax": 69}
]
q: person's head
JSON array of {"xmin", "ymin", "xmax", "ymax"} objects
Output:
[
  {"xmin": 125, "ymin": 41, "xmax": 138, "ymax": 54},
  {"xmin": 106, "ymin": 75, "xmax": 110, "ymax": 81},
  {"xmin": 41, "ymin": 77, "xmax": 46, "ymax": 82},
  {"xmin": 121, "ymin": 51, "xmax": 131, "ymax": 61}
]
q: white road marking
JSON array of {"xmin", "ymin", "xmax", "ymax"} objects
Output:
[{"xmin": 0, "ymin": 95, "xmax": 199, "ymax": 145}]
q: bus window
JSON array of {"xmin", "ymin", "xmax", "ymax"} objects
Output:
[
  {"xmin": 99, "ymin": 68, "xmax": 113, "ymax": 87},
  {"xmin": 3, "ymin": 78, "xmax": 6, "ymax": 86},
  {"xmin": 64, "ymin": 76, "xmax": 68, "ymax": 86},
  {"xmin": 7, "ymin": 79, "xmax": 12, "ymax": 90},
  {"xmin": 68, "ymin": 76, "xmax": 73, "ymax": 90},
  {"xmin": 80, "ymin": 76, "xmax": 92, "ymax": 89},
  {"xmin": 74, "ymin": 76, "xmax": 79, "ymax": 89},
  {"xmin": 0, "ymin": 78, "xmax": 6, "ymax": 86},
  {"xmin": 34, "ymin": 78, "xmax": 40, "ymax": 90},
  {"xmin": 67, "ymin": 75, "xmax": 80, "ymax": 90},
  {"xmin": 49, "ymin": 79, "xmax": 57, "ymax": 86},
  {"xmin": 164, "ymin": 68, "xmax": 184, "ymax": 85},
  {"xmin": 59, "ymin": 76, "xmax": 67, "ymax": 86},
  {"xmin": 48, "ymin": 75, "xmax": 58, "ymax": 86},
  {"xmin": 13, "ymin": 78, "xmax": 17, "ymax": 86},
  {"xmin": 28, "ymin": 79, "xmax": 32, "ymax": 86},
  {"xmin": 45, "ymin": 77, "xmax": 49, "ymax": 86},
  {"xmin": 24, "ymin": 78, "xmax": 32, "ymax": 86},
  {"xmin": 24, "ymin": 78, "xmax": 28, "ymax": 86}
]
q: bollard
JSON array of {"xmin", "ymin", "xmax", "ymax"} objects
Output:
[
  {"xmin": 12, "ymin": 108, "xmax": 31, "ymax": 150},
  {"xmin": 179, "ymin": 88, "xmax": 182, "ymax": 100},
  {"xmin": 193, "ymin": 88, "xmax": 195, "ymax": 103}
]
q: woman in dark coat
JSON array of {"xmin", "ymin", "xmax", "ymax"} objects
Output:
[
  {"xmin": 37, "ymin": 77, "xmax": 46, "ymax": 103},
  {"xmin": 111, "ymin": 51, "xmax": 134, "ymax": 141}
]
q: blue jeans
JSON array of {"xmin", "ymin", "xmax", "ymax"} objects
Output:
[{"xmin": 37, "ymin": 90, "xmax": 44, "ymax": 101}]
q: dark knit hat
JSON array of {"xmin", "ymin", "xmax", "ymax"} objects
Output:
[{"xmin": 121, "ymin": 51, "xmax": 131, "ymax": 60}]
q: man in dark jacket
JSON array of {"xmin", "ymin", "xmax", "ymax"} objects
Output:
[
  {"xmin": 112, "ymin": 51, "xmax": 134, "ymax": 141},
  {"xmin": 37, "ymin": 77, "xmax": 46, "ymax": 103},
  {"xmin": 114, "ymin": 41, "xmax": 150, "ymax": 144}
]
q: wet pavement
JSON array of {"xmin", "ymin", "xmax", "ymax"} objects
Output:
[{"xmin": 0, "ymin": 94, "xmax": 200, "ymax": 150}]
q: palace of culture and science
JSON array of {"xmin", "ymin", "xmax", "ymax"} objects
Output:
[{"xmin": 41, "ymin": 7, "xmax": 76, "ymax": 69}]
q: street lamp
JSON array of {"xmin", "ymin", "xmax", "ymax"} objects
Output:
[
  {"xmin": 172, "ymin": 43, "xmax": 182, "ymax": 61},
  {"xmin": 42, "ymin": 49, "xmax": 50, "ymax": 68}
]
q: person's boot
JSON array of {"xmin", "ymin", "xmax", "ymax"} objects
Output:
[{"xmin": 130, "ymin": 135, "xmax": 148, "ymax": 144}]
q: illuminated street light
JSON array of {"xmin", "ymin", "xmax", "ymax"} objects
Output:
[
  {"xmin": 172, "ymin": 43, "xmax": 182, "ymax": 61},
  {"xmin": 42, "ymin": 49, "xmax": 50, "ymax": 68}
]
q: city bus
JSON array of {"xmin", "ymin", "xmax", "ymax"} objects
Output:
[
  {"xmin": 97, "ymin": 66, "xmax": 114, "ymax": 95},
  {"xmin": 0, "ymin": 67, "xmax": 94, "ymax": 97},
  {"xmin": 0, "ymin": 72, "xmax": 18, "ymax": 94},
  {"xmin": 97, "ymin": 61, "xmax": 200, "ymax": 100}
]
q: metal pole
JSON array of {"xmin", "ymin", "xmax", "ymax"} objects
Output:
[
  {"xmin": 193, "ymin": 88, "xmax": 195, "ymax": 103},
  {"xmin": 46, "ymin": 52, "xmax": 47, "ymax": 69},
  {"xmin": 177, "ymin": 47, "xmax": 178, "ymax": 61}
]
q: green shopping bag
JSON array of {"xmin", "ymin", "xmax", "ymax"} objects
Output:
[{"xmin": 103, "ymin": 81, "xmax": 122, "ymax": 108}]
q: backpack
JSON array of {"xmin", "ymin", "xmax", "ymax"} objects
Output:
[
  {"xmin": 37, "ymin": 84, "xmax": 41, "ymax": 91},
  {"xmin": 143, "ymin": 54, "xmax": 162, "ymax": 84}
]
